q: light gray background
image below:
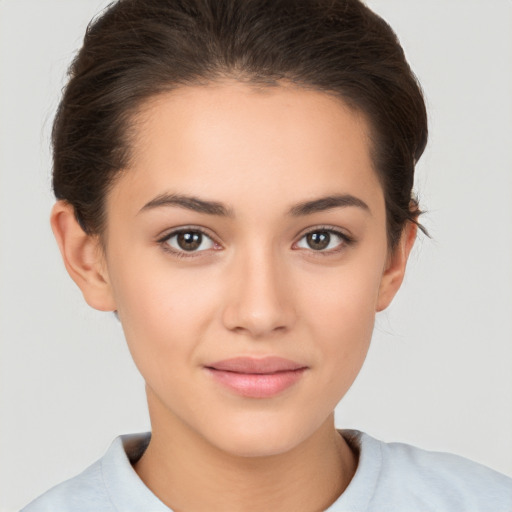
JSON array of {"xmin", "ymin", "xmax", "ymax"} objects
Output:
[{"xmin": 1, "ymin": 1, "xmax": 511, "ymax": 510}]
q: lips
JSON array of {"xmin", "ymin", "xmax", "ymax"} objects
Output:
[{"xmin": 205, "ymin": 357, "xmax": 308, "ymax": 398}]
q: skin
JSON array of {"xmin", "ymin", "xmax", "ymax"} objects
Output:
[{"xmin": 51, "ymin": 81, "xmax": 416, "ymax": 512}]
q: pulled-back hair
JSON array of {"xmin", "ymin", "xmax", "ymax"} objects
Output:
[{"xmin": 52, "ymin": 0, "xmax": 428, "ymax": 248}]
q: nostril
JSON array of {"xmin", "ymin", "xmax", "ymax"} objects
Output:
[{"xmin": 220, "ymin": 263, "xmax": 296, "ymax": 336}]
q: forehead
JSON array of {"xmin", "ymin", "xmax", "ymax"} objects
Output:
[{"xmin": 111, "ymin": 81, "xmax": 383, "ymax": 216}]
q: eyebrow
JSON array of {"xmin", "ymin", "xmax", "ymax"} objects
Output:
[
  {"xmin": 287, "ymin": 194, "xmax": 370, "ymax": 216},
  {"xmin": 139, "ymin": 192, "xmax": 370, "ymax": 217},
  {"xmin": 139, "ymin": 193, "xmax": 234, "ymax": 217}
]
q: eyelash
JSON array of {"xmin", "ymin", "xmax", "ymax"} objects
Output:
[
  {"xmin": 157, "ymin": 225, "xmax": 355, "ymax": 259},
  {"xmin": 293, "ymin": 226, "xmax": 355, "ymax": 256},
  {"xmin": 157, "ymin": 226, "xmax": 220, "ymax": 259}
]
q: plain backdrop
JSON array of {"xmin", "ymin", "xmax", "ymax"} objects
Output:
[{"xmin": 1, "ymin": 1, "xmax": 511, "ymax": 510}]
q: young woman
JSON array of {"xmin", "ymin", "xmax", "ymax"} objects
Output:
[{"xmin": 18, "ymin": 0, "xmax": 512, "ymax": 510}]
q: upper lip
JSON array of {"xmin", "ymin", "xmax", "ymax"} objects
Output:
[{"xmin": 206, "ymin": 356, "xmax": 307, "ymax": 374}]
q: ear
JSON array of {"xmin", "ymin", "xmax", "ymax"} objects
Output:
[
  {"xmin": 376, "ymin": 221, "xmax": 417, "ymax": 312},
  {"xmin": 50, "ymin": 201, "xmax": 116, "ymax": 311}
]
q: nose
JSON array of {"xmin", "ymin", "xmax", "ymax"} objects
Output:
[{"xmin": 221, "ymin": 247, "xmax": 296, "ymax": 338}]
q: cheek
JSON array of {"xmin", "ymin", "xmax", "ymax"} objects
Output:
[
  {"xmin": 300, "ymin": 258, "xmax": 382, "ymax": 335},
  {"xmin": 296, "ymin": 256, "xmax": 384, "ymax": 385},
  {"xmin": 107, "ymin": 255, "xmax": 220, "ymax": 376}
]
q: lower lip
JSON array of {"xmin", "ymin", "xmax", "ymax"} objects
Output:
[{"xmin": 206, "ymin": 368, "xmax": 306, "ymax": 398}]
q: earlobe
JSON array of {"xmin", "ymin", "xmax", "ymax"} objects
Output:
[
  {"xmin": 50, "ymin": 201, "xmax": 116, "ymax": 312},
  {"xmin": 376, "ymin": 222, "xmax": 417, "ymax": 312}
]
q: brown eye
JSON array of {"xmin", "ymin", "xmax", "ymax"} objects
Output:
[
  {"xmin": 163, "ymin": 229, "xmax": 216, "ymax": 253},
  {"xmin": 296, "ymin": 229, "xmax": 349, "ymax": 252},
  {"xmin": 306, "ymin": 231, "xmax": 331, "ymax": 250},
  {"xmin": 177, "ymin": 231, "xmax": 202, "ymax": 251}
]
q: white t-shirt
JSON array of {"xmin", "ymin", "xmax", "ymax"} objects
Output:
[{"xmin": 21, "ymin": 430, "xmax": 512, "ymax": 512}]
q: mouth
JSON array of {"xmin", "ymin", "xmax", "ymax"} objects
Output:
[{"xmin": 204, "ymin": 356, "xmax": 308, "ymax": 398}]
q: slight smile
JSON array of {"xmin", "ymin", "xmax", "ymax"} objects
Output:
[{"xmin": 204, "ymin": 357, "xmax": 309, "ymax": 399}]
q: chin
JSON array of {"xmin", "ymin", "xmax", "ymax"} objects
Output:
[
  {"xmin": 214, "ymin": 431, "xmax": 303, "ymax": 459},
  {"xmin": 199, "ymin": 409, "xmax": 326, "ymax": 459}
]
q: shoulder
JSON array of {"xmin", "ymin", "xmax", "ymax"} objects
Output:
[
  {"xmin": 339, "ymin": 430, "xmax": 512, "ymax": 512},
  {"xmin": 21, "ymin": 458, "xmax": 112, "ymax": 512},
  {"xmin": 377, "ymin": 435, "xmax": 512, "ymax": 505},
  {"xmin": 20, "ymin": 433, "xmax": 165, "ymax": 512}
]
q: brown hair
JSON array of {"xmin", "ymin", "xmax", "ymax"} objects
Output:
[{"xmin": 52, "ymin": 0, "xmax": 428, "ymax": 248}]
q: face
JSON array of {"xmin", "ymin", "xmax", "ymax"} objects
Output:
[{"xmin": 92, "ymin": 81, "xmax": 406, "ymax": 457}]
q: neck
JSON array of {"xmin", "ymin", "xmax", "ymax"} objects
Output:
[{"xmin": 134, "ymin": 395, "xmax": 357, "ymax": 512}]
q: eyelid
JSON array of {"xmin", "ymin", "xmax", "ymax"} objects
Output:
[
  {"xmin": 293, "ymin": 225, "xmax": 355, "ymax": 253},
  {"xmin": 155, "ymin": 224, "xmax": 355, "ymax": 258},
  {"xmin": 294, "ymin": 224, "xmax": 354, "ymax": 241},
  {"xmin": 156, "ymin": 225, "xmax": 223, "ymax": 257},
  {"xmin": 156, "ymin": 224, "xmax": 217, "ymax": 242}
]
